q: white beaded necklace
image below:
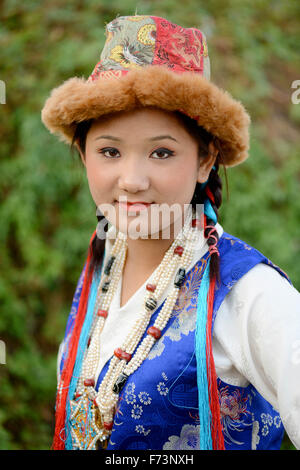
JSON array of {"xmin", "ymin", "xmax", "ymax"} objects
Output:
[{"xmin": 70, "ymin": 205, "xmax": 202, "ymax": 450}]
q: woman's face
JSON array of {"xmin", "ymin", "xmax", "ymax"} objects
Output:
[{"xmin": 77, "ymin": 107, "xmax": 216, "ymax": 239}]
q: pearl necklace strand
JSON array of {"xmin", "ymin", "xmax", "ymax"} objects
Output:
[
  {"xmin": 76, "ymin": 232, "xmax": 128, "ymax": 395},
  {"xmin": 70, "ymin": 205, "xmax": 202, "ymax": 449}
]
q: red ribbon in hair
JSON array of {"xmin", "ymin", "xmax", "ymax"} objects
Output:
[
  {"xmin": 206, "ymin": 275, "xmax": 225, "ymax": 449},
  {"xmin": 52, "ymin": 231, "xmax": 96, "ymax": 450},
  {"xmin": 205, "ymin": 186, "xmax": 215, "ymax": 205}
]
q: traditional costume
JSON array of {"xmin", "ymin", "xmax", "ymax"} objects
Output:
[{"xmin": 41, "ymin": 15, "xmax": 300, "ymax": 450}]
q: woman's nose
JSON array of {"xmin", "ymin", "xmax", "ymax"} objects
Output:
[{"xmin": 117, "ymin": 158, "xmax": 149, "ymax": 193}]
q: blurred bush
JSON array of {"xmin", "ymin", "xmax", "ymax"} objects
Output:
[{"xmin": 0, "ymin": 0, "xmax": 299, "ymax": 450}]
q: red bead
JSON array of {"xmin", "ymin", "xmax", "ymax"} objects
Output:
[
  {"xmin": 103, "ymin": 421, "xmax": 113, "ymax": 431},
  {"xmin": 84, "ymin": 378, "xmax": 95, "ymax": 387},
  {"xmin": 147, "ymin": 326, "xmax": 162, "ymax": 340},
  {"xmin": 174, "ymin": 245, "xmax": 184, "ymax": 256},
  {"xmin": 192, "ymin": 218, "xmax": 201, "ymax": 228},
  {"xmin": 75, "ymin": 392, "xmax": 82, "ymax": 398},
  {"xmin": 114, "ymin": 348, "xmax": 132, "ymax": 362},
  {"xmin": 97, "ymin": 309, "xmax": 108, "ymax": 318},
  {"xmin": 146, "ymin": 283, "xmax": 156, "ymax": 292},
  {"xmin": 87, "ymin": 337, "xmax": 91, "ymax": 347}
]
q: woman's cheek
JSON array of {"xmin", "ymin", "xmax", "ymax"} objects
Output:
[
  {"xmin": 86, "ymin": 162, "xmax": 103, "ymax": 199},
  {"xmin": 86, "ymin": 175, "xmax": 103, "ymax": 206}
]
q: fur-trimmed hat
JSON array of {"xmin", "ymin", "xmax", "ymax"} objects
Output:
[{"xmin": 41, "ymin": 15, "xmax": 250, "ymax": 167}]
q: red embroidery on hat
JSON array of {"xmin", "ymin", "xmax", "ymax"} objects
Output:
[
  {"xmin": 88, "ymin": 64, "xmax": 129, "ymax": 82},
  {"xmin": 150, "ymin": 16, "xmax": 205, "ymax": 74}
]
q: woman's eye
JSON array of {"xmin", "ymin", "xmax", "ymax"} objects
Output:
[
  {"xmin": 151, "ymin": 148, "xmax": 174, "ymax": 159},
  {"xmin": 97, "ymin": 148, "xmax": 120, "ymax": 158}
]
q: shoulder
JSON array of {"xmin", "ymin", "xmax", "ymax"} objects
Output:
[
  {"xmin": 217, "ymin": 231, "xmax": 292, "ymax": 286},
  {"xmin": 232, "ymin": 261, "xmax": 295, "ymax": 296},
  {"xmin": 214, "ymin": 230, "xmax": 300, "ymax": 327},
  {"xmin": 219, "ymin": 262, "xmax": 300, "ymax": 331},
  {"xmin": 214, "ymin": 261, "xmax": 300, "ymax": 361}
]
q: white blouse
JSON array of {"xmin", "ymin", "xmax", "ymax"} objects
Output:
[{"xmin": 58, "ymin": 223, "xmax": 300, "ymax": 449}]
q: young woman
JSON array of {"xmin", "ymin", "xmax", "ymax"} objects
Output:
[{"xmin": 41, "ymin": 15, "xmax": 300, "ymax": 451}]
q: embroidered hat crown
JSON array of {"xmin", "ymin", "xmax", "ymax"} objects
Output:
[{"xmin": 88, "ymin": 15, "xmax": 211, "ymax": 81}]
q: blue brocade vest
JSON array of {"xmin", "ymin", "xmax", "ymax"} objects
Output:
[{"xmin": 60, "ymin": 232, "xmax": 292, "ymax": 450}]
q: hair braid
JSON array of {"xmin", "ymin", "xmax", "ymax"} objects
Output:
[
  {"xmin": 191, "ymin": 154, "xmax": 224, "ymax": 287},
  {"xmin": 206, "ymin": 159, "xmax": 222, "ymax": 218},
  {"xmin": 88, "ymin": 213, "xmax": 107, "ymax": 276}
]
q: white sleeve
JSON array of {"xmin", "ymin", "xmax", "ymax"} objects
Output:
[{"xmin": 213, "ymin": 262, "xmax": 300, "ymax": 449}]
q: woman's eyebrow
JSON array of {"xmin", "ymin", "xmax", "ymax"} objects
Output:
[
  {"xmin": 149, "ymin": 135, "xmax": 178, "ymax": 143},
  {"xmin": 94, "ymin": 134, "xmax": 178, "ymax": 143},
  {"xmin": 95, "ymin": 134, "xmax": 121, "ymax": 141}
]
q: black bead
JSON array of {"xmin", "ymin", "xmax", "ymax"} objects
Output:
[
  {"xmin": 113, "ymin": 372, "xmax": 129, "ymax": 394},
  {"xmin": 101, "ymin": 281, "xmax": 110, "ymax": 293},
  {"xmin": 145, "ymin": 297, "xmax": 157, "ymax": 311},
  {"xmin": 104, "ymin": 256, "xmax": 115, "ymax": 275},
  {"xmin": 174, "ymin": 268, "xmax": 186, "ymax": 288}
]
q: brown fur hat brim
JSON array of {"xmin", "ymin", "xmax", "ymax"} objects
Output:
[{"xmin": 41, "ymin": 65, "xmax": 250, "ymax": 167}]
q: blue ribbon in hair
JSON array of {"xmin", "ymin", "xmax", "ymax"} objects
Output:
[{"xmin": 199, "ymin": 165, "xmax": 217, "ymax": 224}]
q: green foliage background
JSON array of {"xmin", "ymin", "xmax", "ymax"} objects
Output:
[{"xmin": 0, "ymin": 0, "xmax": 299, "ymax": 450}]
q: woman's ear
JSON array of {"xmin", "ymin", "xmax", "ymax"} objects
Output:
[{"xmin": 197, "ymin": 141, "xmax": 218, "ymax": 183}]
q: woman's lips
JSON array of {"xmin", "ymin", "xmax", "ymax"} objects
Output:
[{"xmin": 117, "ymin": 201, "xmax": 152, "ymax": 212}]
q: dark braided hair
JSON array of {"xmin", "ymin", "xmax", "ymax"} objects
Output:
[{"xmin": 70, "ymin": 111, "xmax": 228, "ymax": 283}]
